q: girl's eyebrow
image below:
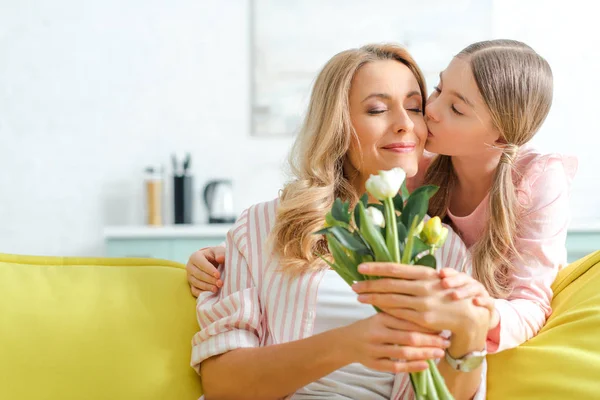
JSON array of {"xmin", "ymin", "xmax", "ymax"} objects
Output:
[{"xmin": 439, "ymin": 72, "xmax": 475, "ymax": 108}]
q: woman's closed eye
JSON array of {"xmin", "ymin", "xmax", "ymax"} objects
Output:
[{"xmin": 368, "ymin": 108, "xmax": 387, "ymax": 115}]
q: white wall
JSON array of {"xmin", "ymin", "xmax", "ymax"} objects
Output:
[
  {"xmin": 491, "ymin": 0, "xmax": 600, "ymax": 224},
  {"xmin": 0, "ymin": 0, "xmax": 292, "ymax": 256},
  {"xmin": 0, "ymin": 0, "xmax": 597, "ymax": 257}
]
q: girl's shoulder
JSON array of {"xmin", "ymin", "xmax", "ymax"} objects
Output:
[{"xmin": 515, "ymin": 146, "xmax": 578, "ymax": 208}]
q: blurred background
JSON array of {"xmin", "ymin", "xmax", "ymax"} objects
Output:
[{"xmin": 0, "ymin": 0, "xmax": 597, "ymax": 262}]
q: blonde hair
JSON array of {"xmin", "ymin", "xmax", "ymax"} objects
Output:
[
  {"xmin": 425, "ymin": 39, "xmax": 553, "ymax": 298},
  {"xmin": 271, "ymin": 44, "xmax": 427, "ymax": 272}
]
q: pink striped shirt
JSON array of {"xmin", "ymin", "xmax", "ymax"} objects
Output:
[{"xmin": 191, "ymin": 199, "xmax": 486, "ymax": 399}]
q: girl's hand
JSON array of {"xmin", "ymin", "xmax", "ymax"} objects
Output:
[
  {"xmin": 186, "ymin": 246, "xmax": 226, "ymax": 296},
  {"xmin": 439, "ymin": 268, "xmax": 499, "ymax": 329}
]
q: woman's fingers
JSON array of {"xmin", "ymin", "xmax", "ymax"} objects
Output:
[
  {"xmin": 358, "ymin": 263, "xmax": 438, "ymax": 280},
  {"xmin": 358, "ymin": 293, "xmax": 424, "ymax": 311},
  {"xmin": 352, "ymin": 278, "xmax": 431, "ymax": 296},
  {"xmin": 367, "ymin": 359, "xmax": 429, "ymax": 374},
  {"xmin": 376, "ymin": 344, "xmax": 446, "ymax": 361},
  {"xmin": 378, "ymin": 311, "xmax": 441, "ymax": 334}
]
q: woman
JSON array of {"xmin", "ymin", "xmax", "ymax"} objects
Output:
[
  {"xmin": 189, "ymin": 39, "xmax": 577, "ymax": 355},
  {"xmin": 191, "ymin": 44, "xmax": 490, "ymax": 399}
]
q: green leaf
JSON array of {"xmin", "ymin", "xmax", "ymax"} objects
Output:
[
  {"xmin": 392, "ymin": 192, "xmax": 404, "ymax": 213},
  {"xmin": 327, "ymin": 235, "xmax": 362, "ymax": 281},
  {"xmin": 360, "ymin": 193, "xmax": 368, "ymax": 207},
  {"xmin": 313, "ymin": 227, "xmax": 331, "ymax": 235},
  {"xmin": 357, "ymin": 202, "xmax": 392, "ymax": 262},
  {"xmin": 329, "ymin": 226, "xmax": 370, "ymax": 255},
  {"xmin": 331, "ymin": 198, "xmax": 351, "ymax": 224},
  {"xmin": 353, "ymin": 206, "xmax": 361, "ymax": 230},
  {"xmin": 410, "ymin": 185, "xmax": 439, "ymax": 201},
  {"xmin": 415, "ymin": 254, "xmax": 437, "ymax": 269},
  {"xmin": 353, "ymin": 231, "xmax": 374, "ymax": 257},
  {"xmin": 396, "ymin": 222, "xmax": 407, "ymax": 244},
  {"xmin": 318, "ymin": 254, "xmax": 355, "ymax": 286},
  {"xmin": 400, "ymin": 180, "xmax": 410, "ymax": 201},
  {"xmin": 411, "ymin": 237, "xmax": 430, "ymax": 260},
  {"xmin": 401, "ymin": 191, "xmax": 429, "ymax": 228}
]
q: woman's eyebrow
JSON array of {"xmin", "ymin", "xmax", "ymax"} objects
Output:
[{"xmin": 362, "ymin": 90, "xmax": 421, "ymax": 103}]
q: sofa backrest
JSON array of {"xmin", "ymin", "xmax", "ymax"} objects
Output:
[
  {"xmin": 487, "ymin": 250, "xmax": 600, "ymax": 399},
  {"xmin": 0, "ymin": 253, "xmax": 203, "ymax": 399}
]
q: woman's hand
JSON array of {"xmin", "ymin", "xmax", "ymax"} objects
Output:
[
  {"xmin": 352, "ymin": 263, "xmax": 493, "ymax": 335},
  {"xmin": 186, "ymin": 246, "xmax": 226, "ymax": 296},
  {"xmin": 341, "ymin": 312, "xmax": 451, "ymax": 373}
]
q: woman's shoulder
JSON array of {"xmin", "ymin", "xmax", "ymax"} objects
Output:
[{"xmin": 228, "ymin": 198, "xmax": 280, "ymax": 247}]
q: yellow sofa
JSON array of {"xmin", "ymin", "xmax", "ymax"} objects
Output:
[
  {"xmin": 0, "ymin": 254, "xmax": 203, "ymax": 399},
  {"xmin": 0, "ymin": 251, "xmax": 599, "ymax": 399}
]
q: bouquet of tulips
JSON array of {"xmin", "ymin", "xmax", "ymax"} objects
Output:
[{"xmin": 315, "ymin": 168, "xmax": 452, "ymax": 400}]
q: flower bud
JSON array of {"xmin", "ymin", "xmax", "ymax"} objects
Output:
[
  {"xmin": 365, "ymin": 207, "xmax": 385, "ymax": 228},
  {"xmin": 420, "ymin": 216, "xmax": 444, "ymax": 246},
  {"xmin": 365, "ymin": 168, "xmax": 406, "ymax": 200}
]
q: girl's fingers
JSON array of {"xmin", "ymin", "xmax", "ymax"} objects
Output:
[
  {"xmin": 189, "ymin": 275, "xmax": 218, "ymax": 294},
  {"xmin": 450, "ymin": 282, "xmax": 487, "ymax": 300}
]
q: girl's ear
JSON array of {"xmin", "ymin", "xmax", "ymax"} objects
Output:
[{"xmin": 494, "ymin": 136, "xmax": 508, "ymax": 146}]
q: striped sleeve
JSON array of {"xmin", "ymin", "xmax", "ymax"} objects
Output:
[
  {"xmin": 436, "ymin": 224, "xmax": 470, "ymax": 274},
  {"xmin": 190, "ymin": 209, "xmax": 263, "ymax": 373}
]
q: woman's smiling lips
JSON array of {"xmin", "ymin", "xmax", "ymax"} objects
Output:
[{"xmin": 381, "ymin": 142, "xmax": 416, "ymax": 153}]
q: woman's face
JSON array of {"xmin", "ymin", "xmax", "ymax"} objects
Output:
[
  {"xmin": 425, "ymin": 57, "xmax": 500, "ymax": 156},
  {"xmin": 347, "ymin": 59, "xmax": 427, "ymax": 183}
]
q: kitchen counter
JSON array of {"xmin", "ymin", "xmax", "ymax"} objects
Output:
[
  {"xmin": 103, "ymin": 221, "xmax": 599, "ymax": 264},
  {"xmin": 103, "ymin": 224, "xmax": 234, "ymax": 239}
]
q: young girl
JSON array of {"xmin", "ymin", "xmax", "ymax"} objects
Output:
[
  {"xmin": 192, "ymin": 44, "xmax": 490, "ymax": 399},
  {"xmin": 188, "ymin": 39, "xmax": 577, "ymax": 356}
]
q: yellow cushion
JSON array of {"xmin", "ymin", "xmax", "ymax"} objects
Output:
[
  {"xmin": 488, "ymin": 251, "xmax": 600, "ymax": 399},
  {"xmin": 0, "ymin": 253, "xmax": 203, "ymax": 399}
]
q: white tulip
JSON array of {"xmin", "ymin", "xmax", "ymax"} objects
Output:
[
  {"xmin": 365, "ymin": 206, "xmax": 386, "ymax": 228},
  {"xmin": 365, "ymin": 168, "xmax": 406, "ymax": 200}
]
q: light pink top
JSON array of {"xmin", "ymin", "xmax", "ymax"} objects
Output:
[
  {"xmin": 191, "ymin": 199, "xmax": 486, "ymax": 399},
  {"xmin": 409, "ymin": 147, "xmax": 578, "ymax": 353}
]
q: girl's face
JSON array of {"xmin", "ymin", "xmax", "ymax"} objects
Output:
[
  {"xmin": 346, "ymin": 59, "xmax": 427, "ymax": 184},
  {"xmin": 425, "ymin": 57, "xmax": 501, "ymax": 157}
]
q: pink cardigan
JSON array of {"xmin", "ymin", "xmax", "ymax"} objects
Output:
[
  {"xmin": 409, "ymin": 147, "xmax": 578, "ymax": 352},
  {"xmin": 191, "ymin": 199, "xmax": 486, "ymax": 399}
]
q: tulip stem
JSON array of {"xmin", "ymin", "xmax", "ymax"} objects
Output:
[{"xmin": 384, "ymin": 197, "xmax": 400, "ymax": 263}]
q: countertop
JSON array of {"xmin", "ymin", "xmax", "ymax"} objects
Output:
[{"xmin": 104, "ymin": 220, "xmax": 600, "ymax": 239}]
